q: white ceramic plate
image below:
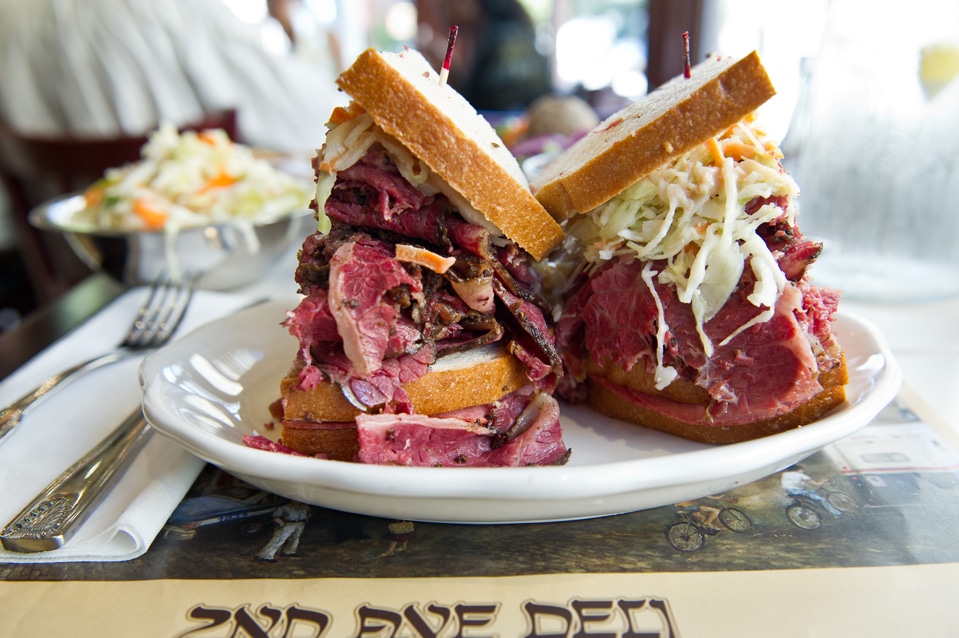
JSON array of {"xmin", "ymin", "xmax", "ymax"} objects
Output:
[{"xmin": 140, "ymin": 298, "xmax": 902, "ymax": 523}]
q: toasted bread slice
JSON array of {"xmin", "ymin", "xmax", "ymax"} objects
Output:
[
  {"xmin": 531, "ymin": 51, "xmax": 776, "ymax": 220},
  {"xmin": 280, "ymin": 421, "xmax": 361, "ymax": 461},
  {"xmin": 279, "ymin": 344, "xmax": 530, "ymax": 458},
  {"xmin": 587, "ymin": 357, "xmax": 848, "ymax": 444},
  {"xmin": 336, "ymin": 48, "xmax": 564, "ymax": 260},
  {"xmin": 585, "ymin": 357, "xmax": 710, "ymax": 405}
]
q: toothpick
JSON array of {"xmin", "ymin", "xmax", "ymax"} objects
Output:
[
  {"xmin": 683, "ymin": 31, "xmax": 692, "ymax": 79},
  {"xmin": 439, "ymin": 25, "xmax": 459, "ymax": 86}
]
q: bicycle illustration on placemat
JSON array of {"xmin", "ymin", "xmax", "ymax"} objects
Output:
[{"xmin": 665, "ymin": 495, "xmax": 754, "ymax": 552}]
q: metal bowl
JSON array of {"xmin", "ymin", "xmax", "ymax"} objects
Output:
[{"xmin": 29, "ymin": 193, "xmax": 314, "ymax": 290}]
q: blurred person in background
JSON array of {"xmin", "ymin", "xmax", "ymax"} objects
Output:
[
  {"xmin": 0, "ymin": 0, "xmax": 345, "ymax": 153},
  {"xmin": 418, "ymin": 0, "xmax": 552, "ymax": 112},
  {"xmin": 266, "ymin": 0, "xmax": 343, "ymax": 85}
]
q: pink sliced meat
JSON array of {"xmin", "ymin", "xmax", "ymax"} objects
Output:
[
  {"xmin": 328, "ymin": 237, "xmax": 423, "ymax": 377},
  {"xmin": 283, "ymin": 295, "xmax": 339, "ymax": 364},
  {"xmin": 242, "ymin": 435, "xmax": 310, "ymax": 457},
  {"xmin": 355, "ymin": 391, "xmax": 568, "ymax": 467},
  {"xmin": 559, "ymin": 252, "xmax": 838, "ymax": 421},
  {"xmin": 283, "ymin": 147, "xmax": 569, "ymax": 465},
  {"xmin": 335, "ymin": 150, "xmax": 429, "ymax": 220}
]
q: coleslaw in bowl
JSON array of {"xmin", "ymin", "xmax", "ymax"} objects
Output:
[{"xmin": 29, "ymin": 124, "xmax": 316, "ymax": 289}]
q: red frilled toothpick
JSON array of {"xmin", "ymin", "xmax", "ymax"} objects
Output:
[
  {"xmin": 439, "ymin": 25, "xmax": 459, "ymax": 86},
  {"xmin": 683, "ymin": 31, "xmax": 692, "ymax": 79}
]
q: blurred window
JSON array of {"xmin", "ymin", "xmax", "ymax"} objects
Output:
[
  {"xmin": 249, "ymin": 0, "xmax": 830, "ymax": 134},
  {"xmin": 552, "ymin": 0, "xmax": 649, "ymax": 100}
]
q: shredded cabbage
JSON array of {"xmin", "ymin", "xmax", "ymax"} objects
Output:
[
  {"xmin": 314, "ymin": 108, "xmax": 504, "ymax": 237},
  {"xmin": 566, "ymin": 116, "xmax": 799, "ymax": 378}
]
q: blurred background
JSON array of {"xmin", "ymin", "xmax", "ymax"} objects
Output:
[{"xmin": 2, "ymin": 0, "xmax": 957, "ymax": 331}]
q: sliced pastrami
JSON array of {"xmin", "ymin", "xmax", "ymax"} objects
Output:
[
  {"xmin": 287, "ymin": 146, "xmax": 562, "ymax": 418},
  {"xmin": 328, "ymin": 237, "xmax": 424, "ymax": 377},
  {"xmin": 560, "ymin": 252, "xmax": 838, "ymax": 421},
  {"xmin": 284, "ymin": 294, "xmax": 339, "ymax": 365},
  {"xmin": 355, "ymin": 389, "xmax": 568, "ymax": 466},
  {"xmin": 493, "ymin": 278, "xmax": 562, "ymax": 392}
]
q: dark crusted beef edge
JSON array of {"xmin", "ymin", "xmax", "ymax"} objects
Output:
[{"xmin": 288, "ymin": 146, "xmax": 563, "ymax": 414}]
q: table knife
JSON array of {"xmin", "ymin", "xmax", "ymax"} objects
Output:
[{"xmin": 0, "ymin": 408, "xmax": 150, "ymax": 553}]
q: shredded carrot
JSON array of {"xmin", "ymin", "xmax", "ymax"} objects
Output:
[
  {"xmin": 395, "ymin": 244, "xmax": 456, "ymax": 274},
  {"xmin": 198, "ymin": 130, "xmax": 220, "ymax": 146},
  {"xmin": 133, "ymin": 199, "xmax": 168, "ymax": 230},
  {"xmin": 199, "ymin": 170, "xmax": 237, "ymax": 193},
  {"xmin": 705, "ymin": 137, "xmax": 724, "ymax": 164},
  {"xmin": 316, "ymin": 159, "xmax": 338, "ymax": 173},
  {"xmin": 498, "ymin": 118, "xmax": 529, "ymax": 149},
  {"xmin": 328, "ymin": 107, "xmax": 352, "ymax": 126},
  {"xmin": 719, "ymin": 140, "xmax": 758, "ymax": 161},
  {"xmin": 84, "ymin": 185, "xmax": 104, "ymax": 207},
  {"xmin": 328, "ymin": 103, "xmax": 366, "ymax": 126},
  {"xmin": 764, "ymin": 140, "xmax": 784, "ymax": 159}
]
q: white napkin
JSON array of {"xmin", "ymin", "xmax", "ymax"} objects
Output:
[{"xmin": 0, "ymin": 286, "xmax": 260, "ymax": 563}]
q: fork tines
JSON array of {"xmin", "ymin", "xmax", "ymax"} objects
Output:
[{"xmin": 122, "ymin": 275, "xmax": 196, "ymax": 350}]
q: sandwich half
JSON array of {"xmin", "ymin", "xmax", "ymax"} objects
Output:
[
  {"xmin": 276, "ymin": 48, "xmax": 570, "ymax": 466},
  {"xmin": 531, "ymin": 51, "xmax": 846, "ymax": 444}
]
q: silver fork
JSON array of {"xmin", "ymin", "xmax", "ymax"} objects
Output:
[{"xmin": 0, "ymin": 276, "xmax": 196, "ymax": 445}]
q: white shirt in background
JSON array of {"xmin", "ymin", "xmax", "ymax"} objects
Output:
[{"xmin": 0, "ymin": 0, "xmax": 346, "ymax": 153}]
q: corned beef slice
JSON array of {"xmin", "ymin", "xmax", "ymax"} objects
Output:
[
  {"xmin": 559, "ymin": 251, "xmax": 839, "ymax": 425},
  {"xmin": 493, "ymin": 279, "xmax": 560, "ymax": 391},
  {"xmin": 578, "ymin": 257, "xmax": 663, "ymax": 373},
  {"xmin": 355, "ymin": 390, "xmax": 568, "ymax": 466},
  {"xmin": 697, "ymin": 285, "xmax": 822, "ymax": 420},
  {"xmin": 343, "ymin": 343, "xmax": 435, "ymax": 412},
  {"xmin": 326, "ymin": 148, "xmax": 506, "ymax": 261},
  {"xmin": 337, "ymin": 149, "xmax": 428, "ymax": 220},
  {"xmin": 795, "ymin": 281, "xmax": 841, "ymax": 348},
  {"xmin": 286, "ymin": 232, "xmax": 434, "ymax": 409},
  {"xmin": 242, "ymin": 435, "xmax": 309, "ymax": 457},
  {"xmin": 327, "ymin": 148, "xmax": 464, "ymax": 248},
  {"xmin": 284, "ymin": 295, "xmax": 339, "ymax": 365},
  {"xmin": 286, "ymin": 147, "xmax": 562, "ymax": 418},
  {"xmin": 328, "ymin": 237, "xmax": 423, "ymax": 376},
  {"xmin": 753, "ymin": 202, "xmax": 822, "ymax": 282}
]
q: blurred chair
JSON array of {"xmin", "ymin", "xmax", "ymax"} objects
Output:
[{"xmin": 0, "ymin": 110, "xmax": 237, "ymax": 304}]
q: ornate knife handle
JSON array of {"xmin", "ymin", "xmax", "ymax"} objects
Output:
[{"xmin": 0, "ymin": 408, "xmax": 150, "ymax": 553}]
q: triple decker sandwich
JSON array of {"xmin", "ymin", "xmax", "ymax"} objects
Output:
[
  {"xmin": 531, "ymin": 51, "xmax": 846, "ymax": 444},
  {"xmin": 271, "ymin": 48, "xmax": 570, "ymax": 466}
]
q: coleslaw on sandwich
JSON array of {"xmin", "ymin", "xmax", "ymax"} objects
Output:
[{"xmin": 560, "ymin": 115, "xmax": 800, "ymax": 388}]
